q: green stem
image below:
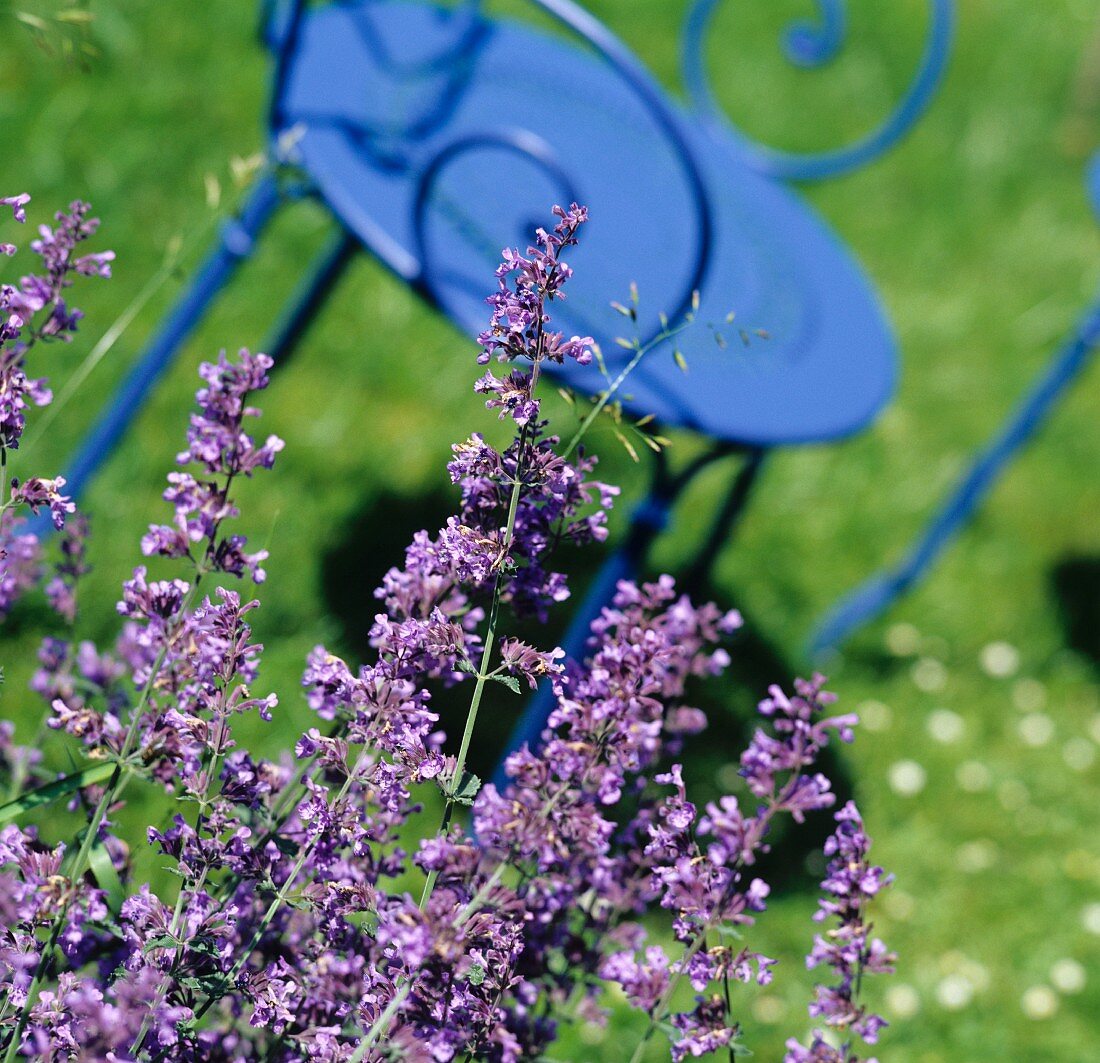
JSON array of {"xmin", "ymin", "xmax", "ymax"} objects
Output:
[
  {"xmin": 180, "ymin": 755, "xmax": 363, "ymax": 1041},
  {"xmin": 561, "ymin": 319, "xmax": 690, "ymax": 460},
  {"xmin": 627, "ymin": 921, "xmax": 713, "ymax": 1063},
  {"xmin": 418, "ymin": 366, "xmax": 539, "ymax": 911},
  {"xmin": 347, "ymin": 983, "xmax": 411, "ymax": 1063},
  {"xmin": 23, "ymin": 244, "xmax": 185, "ymax": 452},
  {"xmin": 626, "ymin": 747, "xmax": 814, "ymax": 1063}
]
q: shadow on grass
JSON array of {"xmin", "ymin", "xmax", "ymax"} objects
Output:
[
  {"xmin": 321, "ymin": 489, "xmax": 855, "ymax": 891},
  {"xmin": 1050, "ymin": 555, "xmax": 1100, "ymax": 671}
]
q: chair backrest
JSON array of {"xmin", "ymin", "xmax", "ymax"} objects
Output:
[
  {"xmin": 263, "ymin": 0, "xmax": 715, "ymax": 339},
  {"xmin": 260, "ymin": 0, "xmax": 953, "ymax": 449}
]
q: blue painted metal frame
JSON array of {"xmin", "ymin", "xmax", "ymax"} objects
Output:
[
  {"xmin": 809, "ymin": 155, "xmax": 1100, "ymax": 654},
  {"xmin": 681, "ymin": 0, "xmax": 955, "ymax": 181},
  {"xmin": 49, "ymin": 0, "xmax": 938, "ymax": 518},
  {"xmin": 270, "ymin": 0, "xmax": 716, "ymax": 332}
]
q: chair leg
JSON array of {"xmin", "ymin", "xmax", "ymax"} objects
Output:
[
  {"xmin": 809, "ymin": 294, "xmax": 1100, "ymax": 657},
  {"xmin": 43, "ymin": 173, "xmax": 284, "ymax": 526}
]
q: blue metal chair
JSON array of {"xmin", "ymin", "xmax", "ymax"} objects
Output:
[
  {"xmin": 810, "ymin": 152, "xmax": 1100, "ymax": 655},
  {"xmin": 39, "ymin": 1, "xmax": 952, "ymax": 765}
]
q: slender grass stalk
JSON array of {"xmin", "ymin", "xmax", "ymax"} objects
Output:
[{"xmin": 561, "ymin": 315, "xmax": 693, "ymax": 461}]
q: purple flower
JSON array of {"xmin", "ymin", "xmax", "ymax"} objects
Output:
[
  {"xmin": 1, "ymin": 194, "xmax": 30, "ymax": 224},
  {"xmin": 10, "ymin": 475, "xmax": 75, "ymax": 530},
  {"xmin": 786, "ymin": 803, "xmax": 896, "ymax": 1062},
  {"xmin": 475, "ymin": 204, "xmax": 593, "ymax": 427},
  {"xmin": 143, "ymin": 348, "xmax": 283, "ymax": 584},
  {"xmin": 0, "ymin": 512, "xmax": 41, "ymax": 618}
]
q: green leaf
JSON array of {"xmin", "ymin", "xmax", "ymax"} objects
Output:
[
  {"xmin": 491, "ymin": 674, "xmax": 522, "ymax": 695},
  {"xmin": 143, "ymin": 934, "xmax": 180, "ymax": 953},
  {"xmin": 273, "ymin": 834, "xmax": 301, "ymax": 858},
  {"xmin": 188, "ymin": 935, "xmax": 223, "ymax": 957},
  {"xmin": 466, "ymin": 963, "xmax": 486, "ymax": 986},
  {"xmin": 714, "ymin": 923, "xmax": 744, "ymax": 941},
  {"xmin": 0, "ymin": 761, "xmax": 116, "ymax": 826},
  {"xmin": 180, "ymin": 973, "xmax": 230, "ymax": 996},
  {"xmin": 452, "ymin": 771, "xmax": 481, "ymax": 805},
  {"xmin": 673, "ymin": 350, "xmax": 688, "ymax": 374}
]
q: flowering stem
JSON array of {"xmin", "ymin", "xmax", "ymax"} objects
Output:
[
  {"xmin": 627, "ymin": 923, "xmax": 711, "ymax": 1063},
  {"xmin": 0, "ymin": 756, "xmax": 120, "ymax": 1063},
  {"xmin": 418, "ymin": 370, "xmax": 539, "ymax": 910},
  {"xmin": 3, "ymin": 460, "xmax": 244, "ymax": 1049},
  {"xmin": 348, "ymin": 983, "xmax": 412, "ymax": 1063},
  {"xmin": 181, "ymin": 754, "xmax": 364, "ymax": 1042},
  {"xmin": 627, "ymin": 735, "xmax": 815, "ymax": 1063},
  {"xmin": 130, "ymin": 716, "xmax": 228, "ymax": 1057}
]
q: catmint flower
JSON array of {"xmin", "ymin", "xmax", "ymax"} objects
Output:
[
  {"xmin": 10, "ymin": 475, "xmax": 75, "ymax": 529},
  {"xmin": 143, "ymin": 348, "xmax": 283, "ymax": 584},
  {"xmin": 475, "ymin": 204, "xmax": 594, "ymax": 427},
  {"xmin": 670, "ymin": 994, "xmax": 737, "ymax": 1061},
  {"xmin": 497, "ymin": 637, "xmax": 565, "ymax": 689},
  {"xmin": 1, "ymin": 194, "xmax": 30, "ymax": 224},
  {"xmin": 785, "ymin": 803, "xmax": 896, "ymax": 1063},
  {"xmin": 0, "ymin": 513, "xmax": 41, "ymax": 617},
  {"xmin": 0, "ymin": 195, "xmax": 111, "ymax": 620}
]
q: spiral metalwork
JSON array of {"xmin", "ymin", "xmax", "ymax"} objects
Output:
[{"xmin": 681, "ymin": 0, "xmax": 954, "ymax": 181}]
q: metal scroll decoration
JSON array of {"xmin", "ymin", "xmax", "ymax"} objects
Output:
[{"xmin": 681, "ymin": 0, "xmax": 955, "ymax": 181}]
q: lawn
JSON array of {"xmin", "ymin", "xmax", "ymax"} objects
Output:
[{"xmin": 2, "ymin": 1, "xmax": 1100, "ymax": 1060}]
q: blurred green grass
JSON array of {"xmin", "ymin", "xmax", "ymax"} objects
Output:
[{"xmin": 2, "ymin": 1, "xmax": 1100, "ymax": 1060}]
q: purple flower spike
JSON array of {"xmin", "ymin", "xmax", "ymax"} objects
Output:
[
  {"xmin": 786, "ymin": 802, "xmax": 896, "ymax": 1063},
  {"xmin": 475, "ymin": 203, "xmax": 594, "ymax": 427}
]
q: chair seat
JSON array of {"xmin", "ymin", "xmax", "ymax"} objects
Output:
[{"xmin": 280, "ymin": 0, "xmax": 895, "ymax": 446}]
